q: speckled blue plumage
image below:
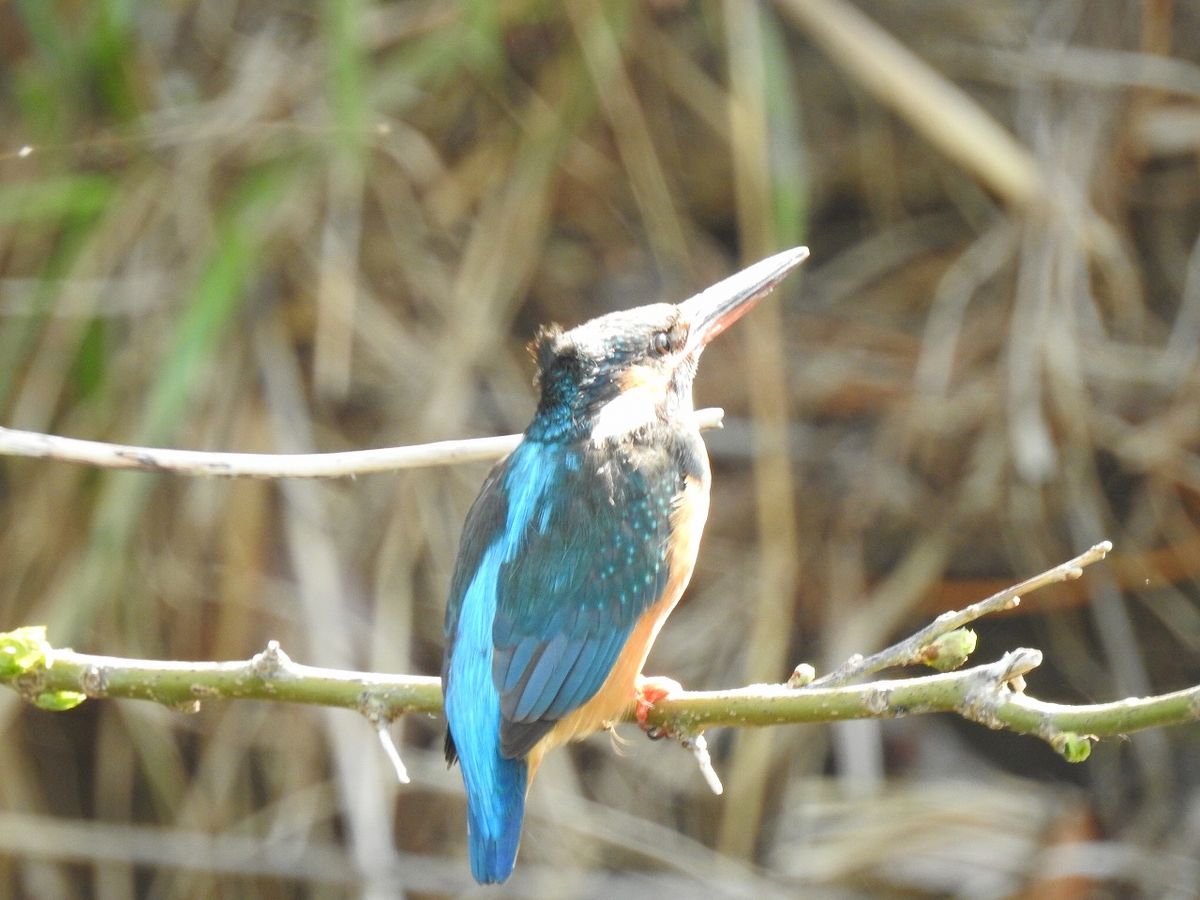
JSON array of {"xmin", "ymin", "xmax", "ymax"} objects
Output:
[
  {"xmin": 492, "ymin": 441, "xmax": 682, "ymax": 755},
  {"xmin": 442, "ymin": 431, "xmax": 700, "ymax": 882}
]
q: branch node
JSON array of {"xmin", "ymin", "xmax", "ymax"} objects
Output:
[
  {"xmin": 250, "ymin": 640, "xmax": 293, "ymax": 679},
  {"xmin": 864, "ymin": 687, "xmax": 892, "ymax": 715},
  {"xmin": 961, "ymin": 648, "xmax": 1044, "ymax": 729},
  {"xmin": 80, "ymin": 664, "xmax": 109, "ymax": 697},
  {"xmin": 817, "ymin": 653, "xmax": 863, "ymax": 684},
  {"xmin": 1000, "ymin": 647, "xmax": 1043, "ymax": 682},
  {"xmin": 963, "ymin": 690, "xmax": 1005, "ymax": 730},
  {"xmin": 358, "ymin": 690, "xmax": 392, "ymax": 723}
]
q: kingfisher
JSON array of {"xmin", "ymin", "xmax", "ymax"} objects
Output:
[{"xmin": 442, "ymin": 247, "xmax": 809, "ymax": 883}]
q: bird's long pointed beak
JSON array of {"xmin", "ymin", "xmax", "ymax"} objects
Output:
[{"xmin": 680, "ymin": 246, "xmax": 809, "ymax": 351}]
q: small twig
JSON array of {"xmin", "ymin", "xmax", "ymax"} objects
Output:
[
  {"xmin": 375, "ymin": 724, "xmax": 411, "ymax": 785},
  {"xmin": 808, "ymin": 541, "xmax": 1113, "ymax": 688},
  {"xmin": 682, "ymin": 733, "xmax": 723, "ymax": 795},
  {"xmin": 0, "ymin": 408, "xmax": 725, "ymax": 479}
]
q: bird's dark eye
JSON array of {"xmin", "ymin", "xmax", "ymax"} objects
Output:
[{"xmin": 651, "ymin": 331, "xmax": 672, "ymax": 356}]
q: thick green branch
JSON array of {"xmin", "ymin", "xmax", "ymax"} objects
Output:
[
  {"xmin": 3, "ymin": 630, "xmax": 1197, "ymax": 768},
  {"xmin": 643, "ymin": 651, "xmax": 1200, "ymax": 745},
  {"xmin": 0, "ymin": 635, "xmax": 440, "ymax": 719}
]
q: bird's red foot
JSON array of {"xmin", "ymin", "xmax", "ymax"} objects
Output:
[{"xmin": 634, "ymin": 675, "xmax": 683, "ymax": 733}]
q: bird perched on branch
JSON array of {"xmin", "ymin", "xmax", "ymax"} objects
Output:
[{"xmin": 442, "ymin": 247, "xmax": 809, "ymax": 883}]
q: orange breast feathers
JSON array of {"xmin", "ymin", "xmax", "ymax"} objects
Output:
[{"xmin": 527, "ymin": 472, "xmax": 711, "ymax": 774}]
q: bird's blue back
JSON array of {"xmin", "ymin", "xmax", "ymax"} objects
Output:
[
  {"xmin": 443, "ymin": 440, "xmax": 558, "ymax": 883},
  {"xmin": 443, "ymin": 431, "xmax": 697, "ymax": 882}
]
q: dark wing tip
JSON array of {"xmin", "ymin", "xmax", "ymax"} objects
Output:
[
  {"xmin": 444, "ymin": 727, "xmax": 459, "ymax": 767},
  {"xmin": 500, "ymin": 719, "xmax": 555, "ymax": 759}
]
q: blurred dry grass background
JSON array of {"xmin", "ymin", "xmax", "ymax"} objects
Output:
[{"xmin": 1, "ymin": 0, "xmax": 1199, "ymax": 896}]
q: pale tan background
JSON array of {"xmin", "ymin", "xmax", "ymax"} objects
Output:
[{"xmin": 1, "ymin": 1, "xmax": 1198, "ymax": 897}]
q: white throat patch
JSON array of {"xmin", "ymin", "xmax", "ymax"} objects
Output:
[{"xmin": 589, "ymin": 385, "xmax": 661, "ymax": 445}]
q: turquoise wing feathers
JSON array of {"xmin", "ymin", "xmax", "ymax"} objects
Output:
[{"xmin": 491, "ymin": 444, "xmax": 680, "ymax": 757}]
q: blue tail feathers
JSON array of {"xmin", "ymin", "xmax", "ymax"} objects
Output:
[
  {"xmin": 464, "ymin": 749, "xmax": 527, "ymax": 884},
  {"xmin": 444, "ymin": 577, "xmax": 530, "ymax": 885},
  {"xmin": 443, "ymin": 445, "xmax": 552, "ymax": 883}
]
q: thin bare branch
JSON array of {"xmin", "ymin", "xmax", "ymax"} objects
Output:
[
  {"xmin": 0, "ymin": 407, "xmax": 725, "ymax": 478},
  {"xmin": 809, "ymin": 541, "xmax": 1114, "ymax": 688}
]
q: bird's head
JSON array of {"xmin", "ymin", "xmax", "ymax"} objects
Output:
[{"xmin": 528, "ymin": 247, "xmax": 809, "ymax": 443}]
